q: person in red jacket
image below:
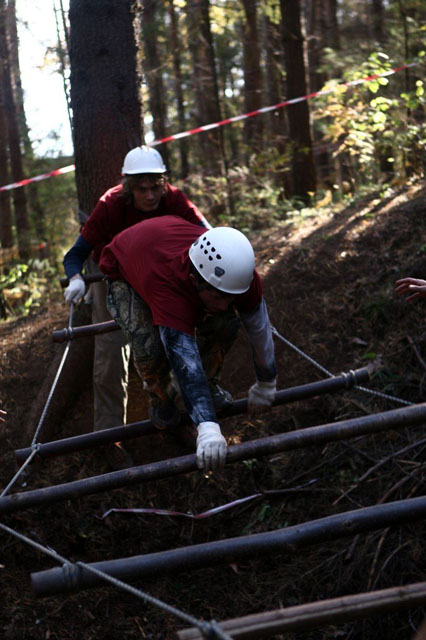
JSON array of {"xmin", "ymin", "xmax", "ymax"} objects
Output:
[
  {"xmin": 99, "ymin": 216, "xmax": 277, "ymax": 472},
  {"xmin": 63, "ymin": 146, "xmax": 210, "ymax": 470}
]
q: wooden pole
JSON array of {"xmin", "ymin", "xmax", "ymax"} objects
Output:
[
  {"xmin": 52, "ymin": 319, "xmax": 118, "ymax": 343},
  {"xmin": 31, "ymin": 496, "xmax": 426, "ymax": 596},
  {"xmin": 176, "ymin": 581, "xmax": 426, "ymax": 639},
  {"xmin": 15, "ymin": 367, "xmax": 370, "ymax": 465},
  {"xmin": 4, "ymin": 401, "xmax": 426, "ymax": 517},
  {"xmin": 59, "ymin": 272, "xmax": 104, "ymax": 289}
]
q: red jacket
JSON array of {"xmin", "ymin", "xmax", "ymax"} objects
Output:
[
  {"xmin": 100, "ymin": 215, "xmax": 263, "ymax": 336},
  {"xmin": 81, "ymin": 183, "xmax": 207, "ymax": 264}
]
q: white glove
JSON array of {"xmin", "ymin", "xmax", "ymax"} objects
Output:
[
  {"xmin": 248, "ymin": 379, "xmax": 276, "ymax": 414},
  {"xmin": 196, "ymin": 422, "xmax": 227, "ymax": 472},
  {"xmin": 64, "ymin": 274, "xmax": 86, "ymax": 304}
]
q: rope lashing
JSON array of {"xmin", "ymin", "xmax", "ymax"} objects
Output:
[
  {"xmin": 271, "ymin": 326, "xmax": 413, "ymax": 406},
  {"xmin": 341, "ymin": 369, "xmax": 356, "ymax": 388},
  {"xmin": 70, "ymin": 562, "xmax": 233, "ymax": 639},
  {"xmin": 1, "ymin": 306, "xmax": 75, "ymax": 497},
  {"xmin": 0, "ymin": 520, "xmax": 231, "ymax": 640},
  {"xmin": 31, "ymin": 303, "xmax": 75, "ymax": 447},
  {"xmin": 1, "ymin": 444, "xmax": 40, "ymax": 497}
]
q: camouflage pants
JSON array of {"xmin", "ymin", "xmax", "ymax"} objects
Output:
[{"xmin": 106, "ymin": 279, "xmax": 240, "ymax": 406}]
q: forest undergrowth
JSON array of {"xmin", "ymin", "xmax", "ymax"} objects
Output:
[{"xmin": 1, "ymin": 178, "xmax": 426, "ymax": 639}]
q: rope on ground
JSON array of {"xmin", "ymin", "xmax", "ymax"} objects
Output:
[
  {"xmin": 2, "ymin": 312, "xmax": 414, "ymax": 637},
  {"xmin": 1, "ymin": 302, "xmax": 233, "ymax": 638},
  {"xmin": 72, "ymin": 563, "xmax": 232, "ymax": 640},
  {"xmin": 1, "ymin": 305, "xmax": 75, "ymax": 498},
  {"xmin": 1, "ymin": 445, "xmax": 39, "ymax": 497},
  {"xmin": 31, "ymin": 304, "xmax": 75, "ymax": 446},
  {"xmin": 271, "ymin": 326, "xmax": 413, "ymax": 407},
  {"xmin": 0, "ymin": 520, "xmax": 231, "ymax": 639}
]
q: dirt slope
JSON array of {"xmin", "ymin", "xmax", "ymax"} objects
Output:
[{"xmin": 1, "ymin": 181, "xmax": 426, "ymax": 639}]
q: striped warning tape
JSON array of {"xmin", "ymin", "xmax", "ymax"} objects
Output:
[
  {"xmin": 0, "ymin": 163, "xmax": 75, "ymax": 192},
  {"xmin": 100, "ymin": 482, "xmax": 317, "ymax": 520},
  {"xmin": 0, "ymin": 62, "xmax": 417, "ymax": 193},
  {"xmin": 150, "ymin": 63, "xmax": 417, "ymax": 146}
]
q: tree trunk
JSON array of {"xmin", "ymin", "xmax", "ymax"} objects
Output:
[
  {"xmin": 185, "ymin": 0, "xmax": 225, "ymax": 177},
  {"xmin": 39, "ymin": 0, "xmax": 143, "ymax": 437},
  {"xmin": 6, "ymin": 0, "xmax": 30, "ymax": 152},
  {"xmin": 280, "ymin": 0, "xmax": 316, "ymax": 201},
  {"xmin": 327, "ymin": 0, "xmax": 340, "ymax": 50},
  {"xmin": 69, "ymin": 0, "xmax": 143, "ymax": 214},
  {"xmin": 166, "ymin": 0, "xmax": 189, "ymax": 179},
  {"xmin": 262, "ymin": 12, "xmax": 290, "ymax": 194},
  {"xmin": 371, "ymin": 0, "xmax": 385, "ymax": 42},
  {"xmin": 0, "ymin": 76, "xmax": 12, "ymax": 248},
  {"xmin": 305, "ymin": 0, "xmax": 326, "ymax": 93},
  {"xmin": 0, "ymin": 0, "xmax": 29, "ymax": 260},
  {"xmin": 140, "ymin": 0, "xmax": 170, "ymax": 169},
  {"xmin": 0, "ymin": 0, "xmax": 12, "ymax": 250},
  {"xmin": 21, "ymin": 305, "xmax": 94, "ymax": 446},
  {"xmin": 53, "ymin": 0, "xmax": 73, "ymax": 137},
  {"xmin": 240, "ymin": 0, "xmax": 263, "ymax": 154},
  {"xmin": 7, "ymin": 0, "xmax": 46, "ymax": 244}
]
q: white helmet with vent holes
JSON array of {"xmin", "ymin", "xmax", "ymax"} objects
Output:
[{"xmin": 189, "ymin": 227, "xmax": 255, "ymax": 294}]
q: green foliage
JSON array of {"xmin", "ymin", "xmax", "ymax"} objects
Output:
[
  {"xmin": 0, "ymin": 157, "xmax": 78, "ymax": 321},
  {"xmin": 362, "ymin": 294, "xmax": 393, "ymax": 325},
  {"xmin": 241, "ymin": 501, "xmax": 289, "ymax": 535},
  {"xmin": 25, "ymin": 158, "xmax": 79, "ymax": 265},
  {"xmin": 315, "ymin": 51, "xmax": 426, "ymax": 185},
  {"xmin": 176, "ymin": 146, "xmax": 307, "ymax": 232},
  {"xmin": 259, "ymin": 0, "xmax": 281, "ymax": 25},
  {"xmin": 8, "ymin": 0, "xmax": 426, "ymax": 283},
  {"xmin": 177, "ymin": 169, "xmax": 285, "ymax": 232},
  {"xmin": 0, "ymin": 258, "xmax": 61, "ymax": 320}
]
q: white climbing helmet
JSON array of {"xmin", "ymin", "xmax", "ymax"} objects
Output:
[
  {"xmin": 121, "ymin": 145, "xmax": 167, "ymax": 174},
  {"xmin": 189, "ymin": 227, "xmax": 255, "ymax": 295}
]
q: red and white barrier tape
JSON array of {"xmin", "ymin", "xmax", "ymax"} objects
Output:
[
  {"xmin": 101, "ymin": 493, "xmax": 263, "ymax": 520},
  {"xmin": 0, "ymin": 163, "xmax": 75, "ymax": 193},
  {"xmin": 100, "ymin": 482, "xmax": 317, "ymax": 521},
  {"xmin": 0, "ymin": 62, "xmax": 417, "ymax": 193},
  {"xmin": 150, "ymin": 63, "xmax": 417, "ymax": 147}
]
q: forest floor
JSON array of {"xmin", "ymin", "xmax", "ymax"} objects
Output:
[{"xmin": 1, "ymin": 179, "xmax": 426, "ymax": 639}]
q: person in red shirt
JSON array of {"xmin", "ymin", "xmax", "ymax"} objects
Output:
[
  {"xmin": 63, "ymin": 146, "xmax": 210, "ymax": 470},
  {"xmin": 99, "ymin": 216, "xmax": 277, "ymax": 472}
]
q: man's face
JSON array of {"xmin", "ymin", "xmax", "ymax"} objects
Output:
[
  {"xmin": 196, "ymin": 283, "xmax": 235, "ymax": 313},
  {"xmin": 131, "ymin": 176, "xmax": 165, "ymax": 212}
]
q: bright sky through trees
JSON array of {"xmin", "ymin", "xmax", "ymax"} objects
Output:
[{"xmin": 16, "ymin": 0, "xmax": 73, "ymax": 158}]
